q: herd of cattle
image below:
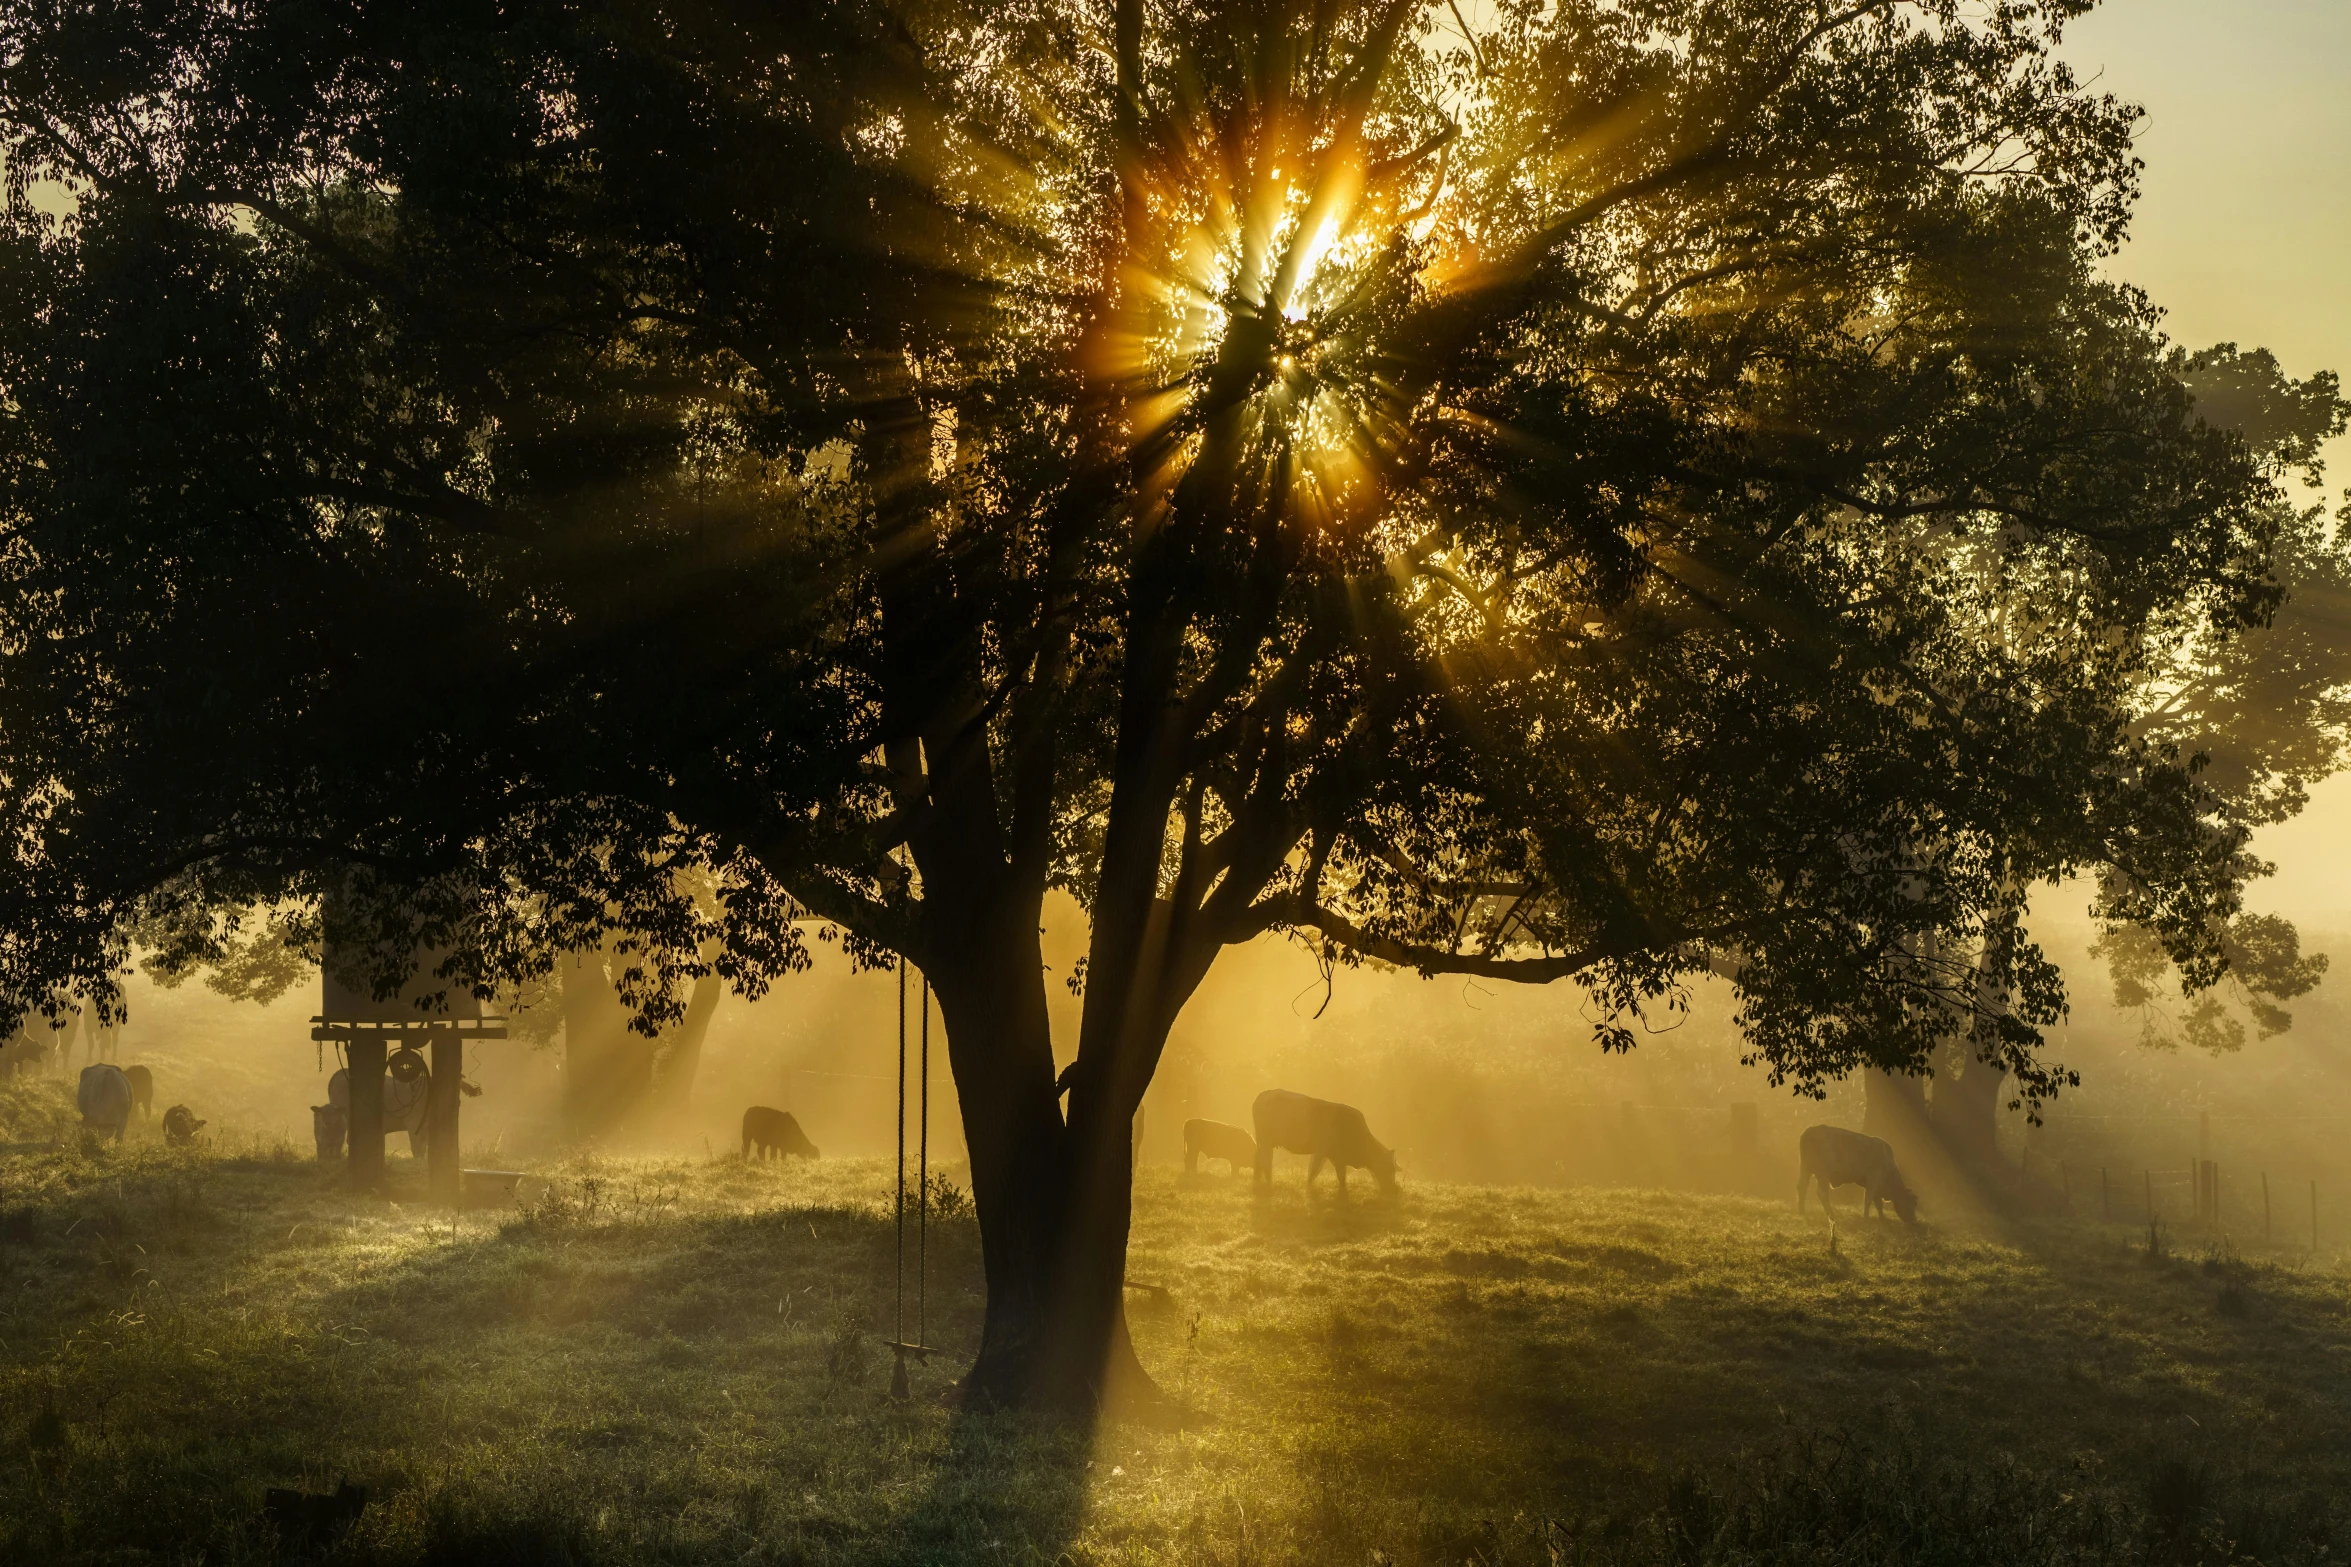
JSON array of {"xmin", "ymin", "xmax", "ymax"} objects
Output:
[
  {"xmin": 743, "ymin": 1092, "xmax": 1918, "ymax": 1219},
  {"xmin": 737, "ymin": 1087, "xmax": 1406, "ymax": 1196},
  {"xmin": 58, "ymin": 1060, "xmax": 1924, "ymax": 1223},
  {"xmin": 72, "ymin": 1063, "xmax": 205, "ymax": 1145}
]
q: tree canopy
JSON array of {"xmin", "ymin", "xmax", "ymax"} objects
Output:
[{"xmin": 1, "ymin": 0, "xmax": 2342, "ymax": 1405}]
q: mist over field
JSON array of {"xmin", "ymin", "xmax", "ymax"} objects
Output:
[
  {"xmin": 87, "ymin": 894, "xmax": 2351, "ymax": 1235},
  {"xmin": 5, "ymin": 0, "xmax": 2351, "ymax": 1561}
]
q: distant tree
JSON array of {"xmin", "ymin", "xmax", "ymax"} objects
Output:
[
  {"xmin": 2087, "ymin": 349, "xmax": 2351, "ymax": 1056},
  {"xmin": 0, "ymin": 0, "xmax": 2331, "ymax": 1409},
  {"xmin": 1873, "ymin": 347, "xmax": 2347, "ymax": 1160}
]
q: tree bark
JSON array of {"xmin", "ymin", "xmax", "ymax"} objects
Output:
[
  {"xmin": 903, "ymin": 654, "xmax": 1181, "ymax": 1415},
  {"xmin": 562, "ymin": 944, "xmax": 651, "ymax": 1141},
  {"xmin": 1927, "ymin": 916, "xmax": 2017, "ymax": 1165},
  {"xmin": 1862, "ymin": 1069, "xmax": 1929, "ymax": 1147},
  {"xmin": 649, "ymin": 969, "xmax": 724, "ymax": 1124},
  {"xmin": 1929, "ymin": 1052, "xmax": 2009, "ymax": 1164}
]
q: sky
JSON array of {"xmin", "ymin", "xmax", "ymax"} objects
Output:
[{"xmin": 2064, "ymin": 0, "xmax": 2351, "ymax": 926}]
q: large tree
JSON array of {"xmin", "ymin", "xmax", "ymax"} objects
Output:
[{"xmin": 0, "ymin": 0, "xmax": 2330, "ymax": 1409}]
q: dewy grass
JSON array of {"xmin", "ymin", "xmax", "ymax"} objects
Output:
[{"xmin": 4, "ymin": 1094, "xmax": 2350, "ymax": 1563}]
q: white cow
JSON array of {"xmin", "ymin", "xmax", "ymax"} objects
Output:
[
  {"xmin": 325, "ymin": 1066, "xmax": 432, "ymax": 1157},
  {"xmin": 78, "ymin": 1063, "xmax": 134, "ymax": 1141}
]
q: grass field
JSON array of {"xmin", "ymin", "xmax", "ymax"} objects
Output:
[{"xmin": 4, "ymin": 1076, "xmax": 2350, "ymax": 1565}]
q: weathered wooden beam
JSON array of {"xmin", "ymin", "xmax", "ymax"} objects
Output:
[
  {"xmin": 348, "ymin": 1036, "xmax": 387, "ymax": 1191},
  {"xmin": 428, "ymin": 1035, "xmax": 463, "ymax": 1207}
]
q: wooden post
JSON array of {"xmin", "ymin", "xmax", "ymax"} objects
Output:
[
  {"xmin": 348, "ymin": 1035, "xmax": 387, "ymax": 1191},
  {"xmin": 428, "ymin": 1032, "xmax": 463, "ymax": 1207},
  {"xmin": 2263, "ymin": 1172, "xmax": 2272, "ymax": 1242}
]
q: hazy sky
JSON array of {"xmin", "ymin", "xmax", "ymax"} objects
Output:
[{"xmin": 2064, "ymin": 1, "xmax": 2351, "ymax": 925}]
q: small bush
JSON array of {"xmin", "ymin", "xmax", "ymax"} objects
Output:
[
  {"xmin": 898, "ymin": 1171, "xmax": 971, "ymax": 1221},
  {"xmin": 826, "ymin": 1316, "xmax": 873, "ymax": 1385}
]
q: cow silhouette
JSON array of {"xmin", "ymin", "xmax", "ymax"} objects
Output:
[
  {"xmin": 742, "ymin": 1106, "xmax": 819, "ymax": 1161},
  {"xmin": 1797, "ymin": 1124, "xmax": 1918, "ymax": 1225},
  {"xmin": 1253, "ymin": 1090, "xmax": 1397, "ymax": 1196},
  {"xmin": 1184, "ymin": 1118, "xmax": 1256, "ymax": 1175}
]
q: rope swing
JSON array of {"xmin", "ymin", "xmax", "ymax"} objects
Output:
[{"xmin": 887, "ymin": 959, "xmax": 933, "ymax": 1400}]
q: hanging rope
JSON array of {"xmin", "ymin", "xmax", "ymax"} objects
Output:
[
  {"xmin": 892, "ymin": 959, "xmax": 906, "ymax": 1396},
  {"xmin": 919, "ymin": 975, "xmax": 930, "ymax": 1355},
  {"xmin": 887, "ymin": 961, "xmax": 933, "ymax": 1401}
]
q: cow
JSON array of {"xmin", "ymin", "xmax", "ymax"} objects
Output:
[
  {"xmin": 742, "ymin": 1106, "xmax": 819, "ymax": 1161},
  {"xmin": 1797, "ymin": 1124, "xmax": 1918, "ymax": 1226},
  {"xmin": 162, "ymin": 1104, "xmax": 207, "ymax": 1145},
  {"xmin": 1252, "ymin": 1089, "xmax": 1397, "ymax": 1197},
  {"xmin": 1184, "ymin": 1118, "xmax": 1256, "ymax": 1175},
  {"xmin": 326, "ymin": 1066, "xmax": 432, "ymax": 1156},
  {"xmin": 77, "ymin": 1063, "xmax": 134, "ymax": 1141},
  {"xmin": 123, "ymin": 1064, "xmax": 154, "ymax": 1119},
  {"xmin": 312, "ymin": 1103, "xmax": 349, "ymax": 1161}
]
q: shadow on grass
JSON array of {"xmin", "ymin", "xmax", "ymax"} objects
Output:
[
  {"xmin": 0, "ymin": 1153, "xmax": 1097, "ymax": 1566},
  {"xmin": 1248, "ymin": 1180, "xmax": 1408, "ymax": 1247}
]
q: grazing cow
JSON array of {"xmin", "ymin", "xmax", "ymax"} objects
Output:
[
  {"xmin": 326, "ymin": 1067, "xmax": 432, "ymax": 1155},
  {"xmin": 123, "ymin": 1064, "xmax": 154, "ymax": 1119},
  {"xmin": 162, "ymin": 1104, "xmax": 206, "ymax": 1145},
  {"xmin": 1797, "ymin": 1124, "xmax": 1918, "ymax": 1225},
  {"xmin": 1252, "ymin": 1089, "xmax": 1397, "ymax": 1196},
  {"xmin": 311, "ymin": 1103, "xmax": 348, "ymax": 1161},
  {"xmin": 742, "ymin": 1106, "xmax": 820, "ymax": 1161},
  {"xmin": 77, "ymin": 1063, "xmax": 134, "ymax": 1141},
  {"xmin": 1184, "ymin": 1118, "xmax": 1256, "ymax": 1175}
]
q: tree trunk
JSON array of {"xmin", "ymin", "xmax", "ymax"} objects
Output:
[
  {"xmin": 922, "ymin": 893, "xmax": 1080, "ymax": 1407},
  {"xmin": 1928, "ymin": 915, "xmax": 2017, "ymax": 1166},
  {"xmin": 912, "ymin": 759, "xmax": 1176, "ymax": 1416},
  {"xmin": 1929, "ymin": 1054, "xmax": 2009, "ymax": 1165},
  {"xmin": 563, "ymin": 945, "xmax": 652, "ymax": 1141},
  {"xmin": 649, "ymin": 970, "xmax": 724, "ymax": 1124},
  {"xmin": 1862, "ymin": 1069, "xmax": 1930, "ymax": 1147}
]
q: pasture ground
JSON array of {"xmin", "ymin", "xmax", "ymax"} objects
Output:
[{"xmin": 3, "ymin": 1077, "xmax": 2350, "ymax": 1564}]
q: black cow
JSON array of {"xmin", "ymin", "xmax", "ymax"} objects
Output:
[
  {"xmin": 742, "ymin": 1106, "xmax": 820, "ymax": 1161},
  {"xmin": 1797, "ymin": 1124, "xmax": 1918, "ymax": 1225},
  {"xmin": 124, "ymin": 1064, "xmax": 154, "ymax": 1119},
  {"xmin": 1253, "ymin": 1090, "xmax": 1397, "ymax": 1196},
  {"xmin": 1184, "ymin": 1118, "xmax": 1257, "ymax": 1175}
]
